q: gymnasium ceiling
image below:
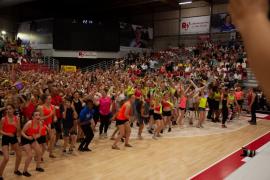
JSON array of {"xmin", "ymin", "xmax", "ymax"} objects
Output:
[{"xmin": 0, "ymin": 0, "xmax": 229, "ymax": 21}]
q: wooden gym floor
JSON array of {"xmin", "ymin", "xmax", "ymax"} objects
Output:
[{"xmin": 2, "ymin": 118, "xmax": 270, "ymax": 180}]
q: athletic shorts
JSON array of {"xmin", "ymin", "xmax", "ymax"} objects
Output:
[
  {"xmin": 2, "ymin": 135, "xmax": 18, "ymax": 146},
  {"xmin": 63, "ymin": 127, "xmax": 77, "ymax": 137},
  {"xmin": 179, "ymin": 107, "xmax": 186, "ymax": 111},
  {"xmin": 188, "ymin": 108, "xmax": 195, "ymax": 111},
  {"xmin": 237, "ymin": 100, "xmax": 243, "ymax": 107},
  {"xmin": 37, "ymin": 136, "xmax": 46, "ymax": 144},
  {"xmin": 198, "ymin": 107, "xmax": 206, "ymax": 112},
  {"xmin": 21, "ymin": 136, "xmax": 35, "ymax": 145},
  {"xmin": 213, "ymin": 101, "xmax": 220, "ymax": 111},
  {"xmin": 153, "ymin": 113, "xmax": 162, "ymax": 120},
  {"xmin": 52, "ymin": 120, "xmax": 62, "ymax": 133},
  {"xmin": 138, "ymin": 116, "xmax": 149, "ymax": 125},
  {"xmin": 149, "ymin": 109, "xmax": 154, "ymax": 116},
  {"xmin": 93, "ymin": 105, "xmax": 100, "ymax": 121},
  {"xmin": 100, "ymin": 114, "xmax": 111, "ymax": 122},
  {"xmin": 229, "ymin": 104, "xmax": 235, "ymax": 110},
  {"xmin": 115, "ymin": 119, "xmax": 129, "ymax": 126},
  {"xmin": 162, "ymin": 111, "xmax": 172, "ymax": 117}
]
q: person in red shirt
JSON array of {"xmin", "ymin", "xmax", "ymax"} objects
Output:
[
  {"xmin": 50, "ymin": 87, "xmax": 63, "ymax": 145},
  {"xmin": 37, "ymin": 94, "xmax": 56, "ymax": 158},
  {"xmin": 21, "ymin": 110, "xmax": 44, "ymax": 177},
  {"xmin": 0, "ymin": 104, "xmax": 22, "ymax": 179}
]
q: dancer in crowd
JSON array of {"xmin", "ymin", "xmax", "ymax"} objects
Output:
[
  {"xmin": 235, "ymin": 86, "xmax": 244, "ymax": 118},
  {"xmin": 37, "ymin": 94, "xmax": 57, "ymax": 158},
  {"xmin": 112, "ymin": 95, "xmax": 134, "ymax": 149},
  {"xmin": 197, "ymin": 91, "xmax": 208, "ymax": 128},
  {"xmin": 72, "ymin": 91, "xmax": 84, "ymax": 142},
  {"xmin": 152, "ymin": 96, "xmax": 163, "ymax": 140},
  {"xmin": 212, "ymin": 86, "xmax": 221, "ymax": 123},
  {"xmin": 162, "ymin": 92, "xmax": 173, "ymax": 132},
  {"xmin": 248, "ymin": 87, "xmax": 258, "ymax": 125},
  {"xmin": 138, "ymin": 96, "xmax": 150, "ymax": 139},
  {"xmin": 227, "ymin": 89, "xmax": 239, "ymax": 121},
  {"xmin": 78, "ymin": 99, "xmax": 95, "ymax": 152},
  {"xmin": 0, "ymin": 104, "xmax": 22, "ymax": 180},
  {"xmin": 177, "ymin": 85, "xmax": 190, "ymax": 127},
  {"xmin": 62, "ymin": 97, "xmax": 78, "ymax": 153},
  {"xmin": 221, "ymin": 88, "xmax": 229, "ymax": 128},
  {"xmin": 21, "ymin": 110, "xmax": 44, "ymax": 177},
  {"xmin": 99, "ymin": 88, "xmax": 112, "ymax": 138}
]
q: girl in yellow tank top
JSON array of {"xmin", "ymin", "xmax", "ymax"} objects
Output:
[{"xmin": 197, "ymin": 91, "xmax": 208, "ymax": 128}]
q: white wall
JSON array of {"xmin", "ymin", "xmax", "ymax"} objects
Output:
[{"xmin": 153, "ymin": 2, "xmax": 229, "ymax": 49}]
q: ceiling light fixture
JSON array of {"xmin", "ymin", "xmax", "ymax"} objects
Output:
[
  {"xmin": 1, "ymin": 30, "xmax": 6, "ymax": 35},
  {"xmin": 179, "ymin": 1, "xmax": 192, "ymax": 5}
]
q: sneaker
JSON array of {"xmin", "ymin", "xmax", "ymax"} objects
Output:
[
  {"xmin": 249, "ymin": 122, "xmax": 257, "ymax": 125},
  {"xmin": 152, "ymin": 135, "xmax": 158, "ymax": 140},
  {"xmin": 62, "ymin": 149, "xmax": 67, "ymax": 153},
  {"xmin": 49, "ymin": 154, "xmax": 56, "ymax": 158},
  {"xmin": 14, "ymin": 170, "xmax": 22, "ymax": 176},
  {"xmin": 125, "ymin": 144, "xmax": 132, "ymax": 147},
  {"xmin": 112, "ymin": 145, "xmax": 120, "ymax": 150},
  {"xmin": 103, "ymin": 133, "xmax": 108, "ymax": 138},
  {"xmin": 160, "ymin": 130, "xmax": 163, "ymax": 134},
  {"xmin": 156, "ymin": 134, "xmax": 162, "ymax": 137},
  {"xmin": 23, "ymin": 171, "xmax": 31, "ymax": 177},
  {"xmin": 82, "ymin": 147, "xmax": 92, "ymax": 152},
  {"xmin": 168, "ymin": 127, "xmax": 172, "ymax": 132},
  {"xmin": 36, "ymin": 167, "xmax": 45, "ymax": 172},
  {"xmin": 78, "ymin": 147, "xmax": 84, "ymax": 152},
  {"xmin": 222, "ymin": 124, "xmax": 227, "ymax": 128},
  {"xmin": 148, "ymin": 129, "xmax": 153, "ymax": 134}
]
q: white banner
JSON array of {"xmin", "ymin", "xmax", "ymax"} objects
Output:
[
  {"xmin": 78, "ymin": 51, "xmax": 97, "ymax": 59},
  {"xmin": 180, "ymin": 16, "xmax": 210, "ymax": 35}
]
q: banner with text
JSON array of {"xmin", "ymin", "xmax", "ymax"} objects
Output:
[
  {"xmin": 180, "ymin": 16, "xmax": 210, "ymax": 35},
  {"xmin": 78, "ymin": 51, "xmax": 97, "ymax": 59},
  {"xmin": 61, "ymin": 65, "xmax": 77, "ymax": 72}
]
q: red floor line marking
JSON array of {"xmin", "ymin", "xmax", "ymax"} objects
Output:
[{"xmin": 188, "ymin": 131, "xmax": 270, "ymax": 180}]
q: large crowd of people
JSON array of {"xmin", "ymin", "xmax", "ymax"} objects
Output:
[{"xmin": 0, "ymin": 38, "xmax": 259, "ymax": 179}]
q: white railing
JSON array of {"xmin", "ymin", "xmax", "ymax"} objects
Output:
[
  {"xmin": 81, "ymin": 59, "xmax": 115, "ymax": 72},
  {"xmin": 42, "ymin": 56, "xmax": 60, "ymax": 71}
]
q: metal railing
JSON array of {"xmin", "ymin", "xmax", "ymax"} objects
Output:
[
  {"xmin": 81, "ymin": 59, "xmax": 115, "ymax": 72},
  {"xmin": 43, "ymin": 56, "xmax": 60, "ymax": 72}
]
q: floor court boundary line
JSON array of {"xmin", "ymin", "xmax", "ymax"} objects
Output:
[{"xmin": 187, "ymin": 130, "xmax": 270, "ymax": 180}]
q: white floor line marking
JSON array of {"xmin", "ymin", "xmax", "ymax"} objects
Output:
[{"xmin": 187, "ymin": 130, "xmax": 270, "ymax": 180}]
